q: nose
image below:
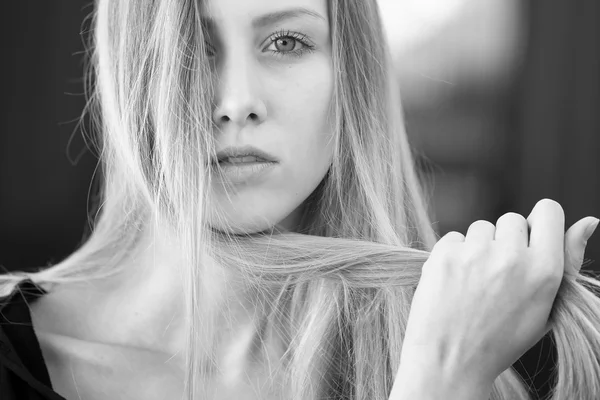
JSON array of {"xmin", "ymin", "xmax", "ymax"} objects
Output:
[{"xmin": 212, "ymin": 55, "xmax": 267, "ymax": 128}]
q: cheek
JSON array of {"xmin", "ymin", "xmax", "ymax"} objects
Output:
[
  {"xmin": 276, "ymin": 62, "xmax": 334, "ymax": 162},
  {"xmin": 286, "ymin": 67, "xmax": 332, "ymax": 129}
]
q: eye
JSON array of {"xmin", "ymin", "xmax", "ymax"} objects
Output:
[
  {"xmin": 204, "ymin": 42, "xmax": 216, "ymax": 58},
  {"xmin": 264, "ymin": 30, "xmax": 315, "ymax": 58}
]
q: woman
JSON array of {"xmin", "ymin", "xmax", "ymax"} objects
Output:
[{"xmin": 1, "ymin": 0, "xmax": 600, "ymax": 399}]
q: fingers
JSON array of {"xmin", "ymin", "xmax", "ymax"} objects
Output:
[
  {"xmin": 527, "ymin": 199, "xmax": 565, "ymax": 261},
  {"xmin": 465, "ymin": 220, "xmax": 495, "ymax": 244},
  {"xmin": 565, "ymin": 216, "xmax": 599, "ymax": 274},
  {"xmin": 427, "ymin": 231, "xmax": 465, "ymax": 272},
  {"xmin": 494, "ymin": 213, "xmax": 528, "ymax": 248},
  {"xmin": 436, "ymin": 231, "xmax": 466, "ymax": 246}
]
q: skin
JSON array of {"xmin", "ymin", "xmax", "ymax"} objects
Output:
[
  {"xmin": 204, "ymin": 0, "xmax": 334, "ymax": 234},
  {"xmin": 29, "ymin": 2, "xmax": 596, "ymax": 398},
  {"xmin": 390, "ymin": 204, "xmax": 598, "ymax": 399},
  {"xmin": 30, "ymin": 0, "xmax": 334, "ymax": 398},
  {"xmin": 96, "ymin": 0, "xmax": 335, "ymax": 351}
]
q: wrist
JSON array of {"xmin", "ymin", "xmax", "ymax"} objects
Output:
[{"xmin": 390, "ymin": 356, "xmax": 493, "ymax": 400}]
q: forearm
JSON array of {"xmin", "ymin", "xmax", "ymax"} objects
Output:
[{"xmin": 389, "ymin": 356, "xmax": 493, "ymax": 400}]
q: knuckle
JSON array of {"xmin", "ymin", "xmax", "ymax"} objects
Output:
[
  {"xmin": 469, "ymin": 220, "xmax": 495, "ymax": 229},
  {"xmin": 434, "ymin": 231, "xmax": 464, "ymax": 249},
  {"xmin": 536, "ymin": 198, "xmax": 564, "ymax": 214},
  {"xmin": 497, "ymin": 212, "xmax": 526, "ymax": 225},
  {"xmin": 445, "ymin": 231, "xmax": 465, "ymax": 240},
  {"xmin": 537, "ymin": 198, "xmax": 559, "ymax": 207}
]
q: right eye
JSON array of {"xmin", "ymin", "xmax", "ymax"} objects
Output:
[{"xmin": 204, "ymin": 42, "xmax": 216, "ymax": 58}]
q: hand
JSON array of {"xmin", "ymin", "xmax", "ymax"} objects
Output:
[{"xmin": 398, "ymin": 199, "xmax": 598, "ymax": 388}]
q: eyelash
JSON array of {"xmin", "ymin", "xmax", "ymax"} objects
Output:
[
  {"xmin": 264, "ymin": 29, "xmax": 316, "ymax": 58},
  {"xmin": 204, "ymin": 29, "xmax": 316, "ymax": 59}
]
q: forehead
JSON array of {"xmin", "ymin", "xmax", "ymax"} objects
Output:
[{"xmin": 201, "ymin": 0, "xmax": 328, "ymax": 28}]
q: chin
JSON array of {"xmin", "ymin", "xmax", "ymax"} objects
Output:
[
  {"xmin": 206, "ymin": 183, "xmax": 309, "ymax": 235},
  {"xmin": 207, "ymin": 211, "xmax": 280, "ymax": 236}
]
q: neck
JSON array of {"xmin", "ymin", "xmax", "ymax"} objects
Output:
[{"xmin": 91, "ymin": 222, "xmax": 261, "ymax": 361}]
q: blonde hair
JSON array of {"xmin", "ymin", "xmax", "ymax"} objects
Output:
[{"xmin": 3, "ymin": 0, "xmax": 600, "ymax": 399}]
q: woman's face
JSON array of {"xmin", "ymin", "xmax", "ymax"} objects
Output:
[{"xmin": 203, "ymin": 0, "xmax": 334, "ymax": 234}]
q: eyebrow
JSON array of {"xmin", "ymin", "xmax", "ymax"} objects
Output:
[
  {"xmin": 251, "ymin": 7, "xmax": 326, "ymax": 28},
  {"xmin": 201, "ymin": 7, "xmax": 326, "ymax": 30}
]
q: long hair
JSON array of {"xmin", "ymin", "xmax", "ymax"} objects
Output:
[{"xmin": 2, "ymin": 0, "xmax": 600, "ymax": 399}]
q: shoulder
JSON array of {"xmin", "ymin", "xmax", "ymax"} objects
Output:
[
  {"xmin": 0, "ymin": 276, "xmax": 91, "ymax": 344},
  {"xmin": 26, "ymin": 276, "xmax": 121, "ymax": 345}
]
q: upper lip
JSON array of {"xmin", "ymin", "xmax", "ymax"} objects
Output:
[{"xmin": 214, "ymin": 145, "xmax": 278, "ymax": 164}]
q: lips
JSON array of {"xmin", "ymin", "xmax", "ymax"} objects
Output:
[
  {"xmin": 218, "ymin": 155, "xmax": 269, "ymax": 164},
  {"xmin": 214, "ymin": 145, "xmax": 278, "ymax": 165},
  {"xmin": 213, "ymin": 156, "xmax": 278, "ymax": 185}
]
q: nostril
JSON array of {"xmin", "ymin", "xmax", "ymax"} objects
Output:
[{"xmin": 214, "ymin": 110, "xmax": 262, "ymax": 125}]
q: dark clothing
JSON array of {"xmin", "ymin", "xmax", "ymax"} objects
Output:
[{"xmin": 0, "ymin": 279, "xmax": 66, "ymax": 399}]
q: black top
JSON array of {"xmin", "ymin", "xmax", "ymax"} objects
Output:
[{"xmin": 0, "ymin": 279, "xmax": 66, "ymax": 400}]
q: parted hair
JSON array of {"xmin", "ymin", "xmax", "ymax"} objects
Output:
[{"xmin": 2, "ymin": 0, "xmax": 600, "ymax": 399}]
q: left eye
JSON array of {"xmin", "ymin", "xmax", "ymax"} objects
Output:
[
  {"xmin": 268, "ymin": 36, "xmax": 305, "ymax": 52},
  {"xmin": 263, "ymin": 31, "xmax": 314, "ymax": 56}
]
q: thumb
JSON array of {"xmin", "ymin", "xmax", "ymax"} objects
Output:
[
  {"xmin": 543, "ymin": 216, "xmax": 598, "ymax": 337},
  {"xmin": 564, "ymin": 216, "xmax": 599, "ymax": 276}
]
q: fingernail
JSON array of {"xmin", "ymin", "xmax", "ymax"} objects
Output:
[{"xmin": 584, "ymin": 218, "xmax": 600, "ymax": 241}]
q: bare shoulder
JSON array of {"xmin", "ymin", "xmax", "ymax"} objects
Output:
[
  {"xmin": 34, "ymin": 328, "xmax": 186, "ymax": 400},
  {"xmin": 30, "ymin": 280, "xmax": 186, "ymax": 400},
  {"xmin": 29, "ymin": 279, "xmax": 106, "ymax": 340}
]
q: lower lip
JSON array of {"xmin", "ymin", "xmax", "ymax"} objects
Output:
[{"xmin": 213, "ymin": 161, "xmax": 277, "ymax": 185}]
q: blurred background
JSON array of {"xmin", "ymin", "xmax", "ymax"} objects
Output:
[{"xmin": 0, "ymin": 1, "xmax": 598, "ymax": 398}]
